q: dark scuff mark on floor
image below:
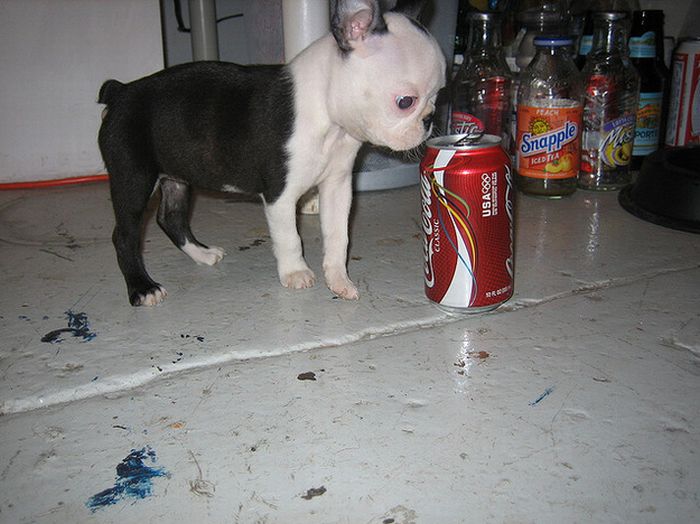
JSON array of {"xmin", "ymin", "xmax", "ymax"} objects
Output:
[
  {"xmin": 39, "ymin": 248, "xmax": 74, "ymax": 262},
  {"xmin": 529, "ymin": 386, "xmax": 555, "ymax": 406},
  {"xmin": 238, "ymin": 238, "xmax": 266, "ymax": 251},
  {"xmin": 301, "ymin": 486, "xmax": 326, "ymax": 500}
]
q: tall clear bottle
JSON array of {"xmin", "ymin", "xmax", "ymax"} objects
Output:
[
  {"xmin": 450, "ymin": 12, "xmax": 512, "ymax": 150},
  {"xmin": 579, "ymin": 11, "xmax": 640, "ymax": 191},
  {"xmin": 516, "ymin": 37, "xmax": 584, "ymax": 198},
  {"xmin": 629, "ymin": 10, "xmax": 668, "ymax": 170}
]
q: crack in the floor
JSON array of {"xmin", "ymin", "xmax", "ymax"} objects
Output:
[{"xmin": 2, "ymin": 264, "xmax": 699, "ymax": 417}]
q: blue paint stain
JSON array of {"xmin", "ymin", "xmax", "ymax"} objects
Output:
[
  {"xmin": 41, "ymin": 310, "xmax": 96, "ymax": 343},
  {"xmin": 86, "ymin": 446, "xmax": 168, "ymax": 512},
  {"xmin": 529, "ymin": 386, "xmax": 555, "ymax": 406}
]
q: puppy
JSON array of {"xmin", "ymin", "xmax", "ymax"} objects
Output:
[{"xmin": 98, "ymin": 0, "xmax": 446, "ymax": 306}]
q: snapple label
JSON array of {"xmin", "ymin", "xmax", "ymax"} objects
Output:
[{"xmin": 516, "ymin": 105, "xmax": 583, "ymax": 180}]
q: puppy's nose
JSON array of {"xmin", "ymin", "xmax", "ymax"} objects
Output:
[{"xmin": 423, "ymin": 112, "xmax": 434, "ymax": 132}]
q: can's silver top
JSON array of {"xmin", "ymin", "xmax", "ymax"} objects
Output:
[{"xmin": 427, "ymin": 134, "xmax": 503, "ymax": 151}]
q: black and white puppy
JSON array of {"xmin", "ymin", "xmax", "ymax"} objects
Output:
[{"xmin": 98, "ymin": 0, "xmax": 446, "ymax": 306}]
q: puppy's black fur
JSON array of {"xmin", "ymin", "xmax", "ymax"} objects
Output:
[
  {"xmin": 98, "ymin": 62, "xmax": 295, "ymax": 305},
  {"xmin": 99, "ymin": 62, "xmax": 294, "ymax": 200}
]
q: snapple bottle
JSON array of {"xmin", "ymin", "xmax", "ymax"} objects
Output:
[{"xmin": 516, "ymin": 36, "xmax": 583, "ymax": 198}]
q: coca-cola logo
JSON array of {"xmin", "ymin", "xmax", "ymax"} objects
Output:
[
  {"xmin": 504, "ymin": 164, "xmax": 514, "ymax": 279},
  {"xmin": 451, "ymin": 112, "xmax": 485, "ymax": 136},
  {"xmin": 420, "ymin": 171, "xmax": 436, "ymax": 288}
]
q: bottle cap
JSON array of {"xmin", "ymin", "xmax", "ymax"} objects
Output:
[
  {"xmin": 466, "ymin": 12, "xmax": 499, "ymax": 22},
  {"xmin": 593, "ymin": 11, "xmax": 629, "ymax": 22},
  {"xmin": 533, "ymin": 36, "xmax": 574, "ymax": 47}
]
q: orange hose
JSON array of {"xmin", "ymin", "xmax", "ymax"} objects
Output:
[{"xmin": 0, "ymin": 174, "xmax": 109, "ymax": 190}]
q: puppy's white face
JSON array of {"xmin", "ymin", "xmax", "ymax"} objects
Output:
[{"xmin": 329, "ymin": 13, "xmax": 446, "ymax": 151}]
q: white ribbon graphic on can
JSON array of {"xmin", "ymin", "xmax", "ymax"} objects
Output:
[{"xmin": 431, "ymin": 149, "xmax": 476, "ymax": 307}]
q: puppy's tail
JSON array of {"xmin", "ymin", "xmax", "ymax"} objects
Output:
[{"xmin": 98, "ymin": 79, "xmax": 126, "ymax": 106}]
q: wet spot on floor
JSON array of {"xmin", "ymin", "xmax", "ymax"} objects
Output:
[
  {"xmin": 454, "ymin": 351, "xmax": 490, "ymax": 372},
  {"xmin": 41, "ymin": 310, "xmax": 96, "ymax": 343},
  {"xmin": 86, "ymin": 446, "xmax": 168, "ymax": 512},
  {"xmin": 301, "ymin": 486, "xmax": 326, "ymax": 500}
]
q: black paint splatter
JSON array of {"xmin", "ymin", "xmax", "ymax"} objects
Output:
[
  {"xmin": 41, "ymin": 311, "xmax": 96, "ymax": 343},
  {"xmin": 301, "ymin": 486, "xmax": 326, "ymax": 500}
]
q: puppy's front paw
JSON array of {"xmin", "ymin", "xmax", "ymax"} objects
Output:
[
  {"xmin": 281, "ymin": 269, "xmax": 316, "ymax": 290},
  {"xmin": 183, "ymin": 243, "xmax": 226, "ymax": 266},
  {"xmin": 130, "ymin": 285, "xmax": 168, "ymax": 306},
  {"xmin": 326, "ymin": 272, "xmax": 359, "ymax": 300},
  {"xmin": 200, "ymin": 245, "xmax": 226, "ymax": 266}
]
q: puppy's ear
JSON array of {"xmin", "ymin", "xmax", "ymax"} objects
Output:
[
  {"xmin": 389, "ymin": 0, "xmax": 427, "ymax": 20},
  {"xmin": 331, "ymin": 0, "xmax": 388, "ymax": 52}
]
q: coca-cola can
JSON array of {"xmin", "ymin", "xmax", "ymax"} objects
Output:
[
  {"xmin": 665, "ymin": 37, "xmax": 700, "ymax": 147},
  {"xmin": 420, "ymin": 134, "xmax": 515, "ymax": 313}
]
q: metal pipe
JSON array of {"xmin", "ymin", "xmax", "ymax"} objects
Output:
[{"xmin": 189, "ymin": 0, "xmax": 219, "ymax": 61}]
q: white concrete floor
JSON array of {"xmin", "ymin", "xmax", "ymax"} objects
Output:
[{"xmin": 0, "ymin": 182, "xmax": 698, "ymax": 523}]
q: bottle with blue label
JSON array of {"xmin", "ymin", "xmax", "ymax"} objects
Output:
[{"xmin": 629, "ymin": 10, "xmax": 668, "ymax": 170}]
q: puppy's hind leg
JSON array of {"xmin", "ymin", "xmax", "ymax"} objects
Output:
[
  {"xmin": 157, "ymin": 178, "xmax": 225, "ymax": 266},
  {"xmin": 109, "ymin": 168, "xmax": 167, "ymax": 306}
]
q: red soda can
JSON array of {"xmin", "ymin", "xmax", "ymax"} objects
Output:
[
  {"xmin": 420, "ymin": 134, "xmax": 515, "ymax": 313},
  {"xmin": 665, "ymin": 37, "xmax": 700, "ymax": 147}
]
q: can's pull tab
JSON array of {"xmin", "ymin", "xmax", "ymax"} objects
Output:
[{"xmin": 453, "ymin": 128, "xmax": 485, "ymax": 146}]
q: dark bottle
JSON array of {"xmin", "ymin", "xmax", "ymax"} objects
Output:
[
  {"xmin": 576, "ymin": 12, "xmax": 594, "ymax": 69},
  {"xmin": 629, "ymin": 10, "xmax": 668, "ymax": 170}
]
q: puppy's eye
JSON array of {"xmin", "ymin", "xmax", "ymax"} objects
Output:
[{"xmin": 396, "ymin": 96, "xmax": 416, "ymax": 110}]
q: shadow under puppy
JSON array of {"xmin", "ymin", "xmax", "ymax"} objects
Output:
[{"xmin": 98, "ymin": 0, "xmax": 446, "ymax": 306}]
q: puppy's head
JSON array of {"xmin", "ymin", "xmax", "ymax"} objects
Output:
[{"xmin": 329, "ymin": 0, "xmax": 446, "ymax": 151}]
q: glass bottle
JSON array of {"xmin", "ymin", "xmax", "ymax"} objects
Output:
[
  {"xmin": 450, "ymin": 12, "xmax": 512, "ymax": 150},
  {"xmin": 573, "ymin": 1, "xmax": 640, "ymax": 69},
  {"xmin": 629, "ymin": 10, "xmax": 668, "ymax": 170},
  {"xmin": 516, "ymin": 36, "xmax": 584, "ymax": 198},
  {"xmin": 515, "ymin": 0, "xmax": 568, "ymax": 71},
  {"xmin": 579, "ymin": 11, "xmax": 640, "ymax": 191}
]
